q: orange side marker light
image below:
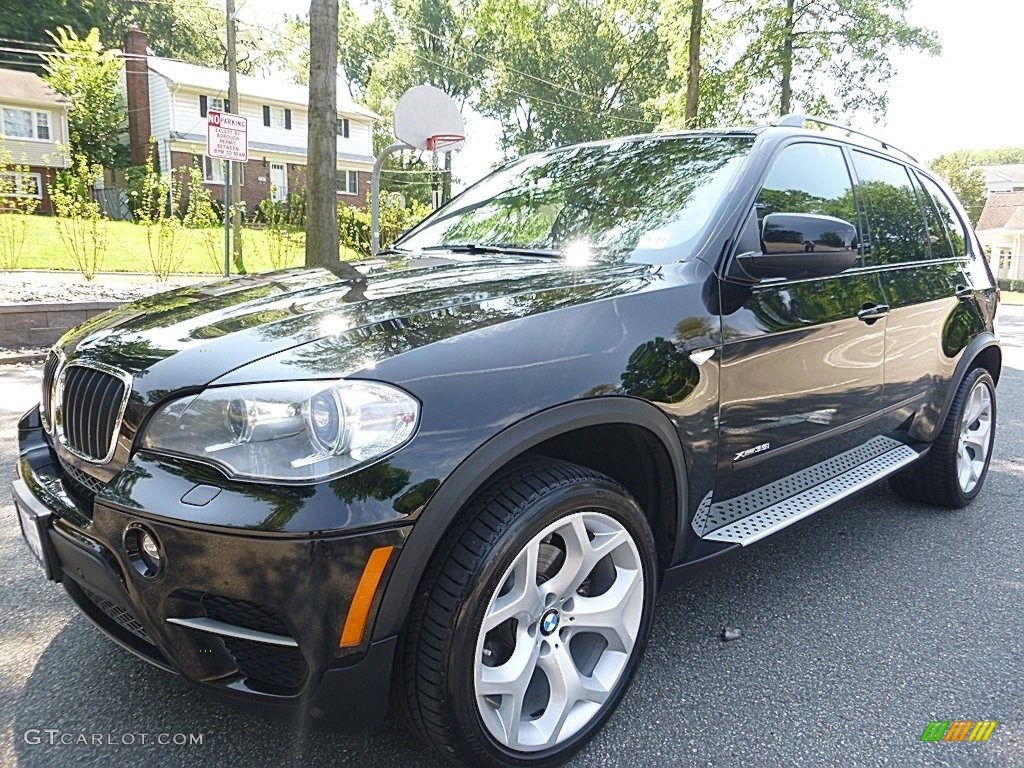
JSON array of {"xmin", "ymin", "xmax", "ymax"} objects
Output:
[{"xmin": 339, "ymin": 545, "xmax": 395, "ymax": 647}]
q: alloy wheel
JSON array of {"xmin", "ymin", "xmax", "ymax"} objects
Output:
[
  {"xmin": 473, "ymin": 510, "xmax": 644, "ymax": 752},
  {"xmin": 957, "ymin": 378, "xmax": 993, "ymax": 494}
]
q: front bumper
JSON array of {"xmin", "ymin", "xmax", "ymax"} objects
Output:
[{"xmin": 13, "ymin": 408, "xmax": 409, "ymax": 730}]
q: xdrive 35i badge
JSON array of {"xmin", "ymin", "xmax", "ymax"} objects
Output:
[{"xmin": 734, "ymin": 442, "xmax": 771, "ymax": 462}]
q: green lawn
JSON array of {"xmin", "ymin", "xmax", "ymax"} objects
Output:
[
  {"xmin": 2, "ymin": 214, "xmax": 359, "ymax": 274},
  {"xmin": 1002, "ymin": 291, "xmax": 1024, "ymax": 305}
]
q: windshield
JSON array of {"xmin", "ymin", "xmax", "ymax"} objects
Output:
[{"xmin": 396, "ymin": 134, "xmax": 754, "ymax": 263}]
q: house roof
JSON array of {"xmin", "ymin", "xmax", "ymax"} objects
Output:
[
  {"xmin": 976, "ymin": 191, "xmax": 1024, "ymax": 232},
  {"xmin": 145, "ymin": 57, "xmax": 379, "ymax": 121},
  {"xmin": 0, "ymin": 68, "xmax": 67, "ymax": 106},
  {"xmin": 978, "ymin": 164, "xmax": 1024, "ymax": 185}
]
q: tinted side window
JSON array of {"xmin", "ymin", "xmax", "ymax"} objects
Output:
[
  {"xmin": 755, "ymin": 143, "xmax": 859, "ymax": 261},
  {"xmin": 915, "ymin": 172, "xmax": 968, "ymax": 258},
  {"xmin": 851, "ymin": 151, "xmax": 929, "ymax": 264}
]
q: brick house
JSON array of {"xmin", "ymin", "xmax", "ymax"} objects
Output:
[
  {"xmin": 121, "ymin": 28, "xmax": 378, "ymax": 213},
  {"xmin": 0, "ymin": 69, "xmax": 71, "ymax": 214}
]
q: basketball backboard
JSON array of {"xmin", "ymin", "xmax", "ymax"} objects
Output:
[{"xmin": 393, "ymin": 85, "xmax": 466, "ymax": 152}]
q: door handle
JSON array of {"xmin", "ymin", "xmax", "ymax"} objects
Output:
[
  {"xmin": 857, "ymin": 303, "xmax": 890, "ymax": 323},
  {"xmin": 955, "ymin": 285, "xmax": 974, "ymax": 300}
]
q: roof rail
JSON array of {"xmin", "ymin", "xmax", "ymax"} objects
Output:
[{"xmin": 772, "ymin": 114, "xmax": 918, "ymax": 163}]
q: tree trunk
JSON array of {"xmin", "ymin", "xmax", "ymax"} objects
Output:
[
  {"xmin": 684, "ymin": 0, "xmax": 703, "ymax": 128},
  {"xmin": 779, "ymin": 0, "xmax": 795, "ymax": 115},
  {"xmin": 306, "ymin": 0, "xmax": 340, "ymax": 268}
]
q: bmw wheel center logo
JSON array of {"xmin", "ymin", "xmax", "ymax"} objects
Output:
[{"xmin": 540, "ymin": 608, "xmax": 560, "ymax": 635}]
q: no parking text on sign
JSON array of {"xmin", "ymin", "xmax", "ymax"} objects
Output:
[{"xmin": 206, "ymin": 110, "xmax": 248, "ymax": 162}]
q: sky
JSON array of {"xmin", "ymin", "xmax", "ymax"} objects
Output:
[{"xmin": 238, "ymin": 0, "xmax": 1024, "ymax": 186}]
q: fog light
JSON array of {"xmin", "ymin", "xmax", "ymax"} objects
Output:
[
  {"xmin": 124, "ymin": 524, "xmax": 162, "ymax": 578},
  {"xmin": 140, "ymin": 532, "xmax": 160, "ymax": 564}
]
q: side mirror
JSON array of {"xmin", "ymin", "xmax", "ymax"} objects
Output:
[{"xmin": 732, "ymin": 212, "xmax": 859, "ymax": 281}]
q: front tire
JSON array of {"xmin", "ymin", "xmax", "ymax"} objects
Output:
[
  {"xmin": 890, "ymin": 367, "xmax": 996, "ymax": 507},
  {"xmin": 399, "ymin": 459, "xmax": 657, "ymax": 768}
]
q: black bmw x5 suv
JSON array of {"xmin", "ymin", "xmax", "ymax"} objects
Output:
[{"xmin": 13, "ymin": 115, "xmax": 1000, "ymax": 768}]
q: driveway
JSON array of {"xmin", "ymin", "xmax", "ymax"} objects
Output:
[{"xmin": 2, "ymin": 307, "xmax": 1023, "ymax": 767}]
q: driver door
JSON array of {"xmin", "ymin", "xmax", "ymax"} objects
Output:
[{"xmin": 715, "ymin": 141, "xmax": 887, "ymax": 501}]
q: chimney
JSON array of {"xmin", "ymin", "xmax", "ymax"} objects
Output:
[{"xmin": 124, "ymin": 27, "xmax": 152, "ymax": 167}]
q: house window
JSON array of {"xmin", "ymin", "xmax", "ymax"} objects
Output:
[
  {"xmin": 336, "ymin": 118, "xmax": 350, "ymax": 138},
  {"xmin": 262, "ymin": 105, "xmax": 292, "ymax": 129},
  {"xmin": 199, "ymin": 96, "xmax": 228, "ymax": 117},
  {"xmin": 337, "ymin": 169, "xmax": 358, "ymax": 195},
  {"xmin": 1, "ymin": 107, "xmax": 52, "ymax": 141},
  {"xmin": 0, "ymin": 172, "xmax": 43, "ymax": 198},
  {"xmin": 203, "ymin": 157, "xmax": 244, "ymax": 185}
]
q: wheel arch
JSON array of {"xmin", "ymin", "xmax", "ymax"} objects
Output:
[
  {"xmin": 371, "ymin": 397, "xmax": 688, "ymax": 641},
  {"xmin": 913, "ymin": 333, "xmax": 1000, "ymax": 443}
]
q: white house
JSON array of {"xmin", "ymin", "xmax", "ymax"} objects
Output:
[
  {"xmin": 977, "ymin": 191, "xmax": 1024, "ymax": 281},
  {"xmin": 122, "ymin": 28, "xmax": 378, "ymax": 211},
  {"xmin": 0, "ymin": 68, "xmax": 70, "ymax": 213},
  {"xmin": 977, "ymin": 164, "xmax": 1024, "ymax": 197}
]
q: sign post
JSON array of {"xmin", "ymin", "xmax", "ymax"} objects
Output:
[{"xmin": 206, "ymin": 110, "xmax": 248, "ymax": 276}]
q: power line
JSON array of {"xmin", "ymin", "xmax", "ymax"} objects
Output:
[
  {"xmin": 404, "ymin": 22, "xmax": 652, "ymax": 120},
  {"xmin": 250, "ymin": 23, "xmax": 654, "ymax": 131}
]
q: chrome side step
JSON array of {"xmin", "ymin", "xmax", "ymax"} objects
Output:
[
  {"xmin": 701, "ymin": 436, "xmax": 922, "ymax": 546},
  {"xmin": 166, "ymin": 616, "xmax": 298, "ymax": 647}
]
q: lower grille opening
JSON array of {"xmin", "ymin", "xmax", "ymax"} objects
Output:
[
  {"xmin": 222, "ymin": 637, "xmax": 308, "ymax": 695},
  {"xmin": 80, "ymin": 583, "xmax": 153, "ymax": 643},
  {"xmin": 57, "ymin": 457, "xmax": 103, "ymax": 506},
  {"xmin": 202, "ymin": 594, "xmax": 307, "ymax": 694}
]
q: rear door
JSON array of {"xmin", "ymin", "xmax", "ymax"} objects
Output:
[
  {"xmin": 715, "ymin": 141, "xmax": 887, "ymax": 501},
  {"xmin": 850, "ymin": 151, "xmax": 976, "ymax": 420}
]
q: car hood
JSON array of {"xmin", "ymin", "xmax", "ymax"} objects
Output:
[{"xmin": 59, "ymin": 254, "xmax": 661, "ymax": 401}]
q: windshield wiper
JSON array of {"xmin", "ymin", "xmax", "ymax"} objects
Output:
[{"xmin": 420, "ymin": 243, "xmax": 562, "ymax": 258}]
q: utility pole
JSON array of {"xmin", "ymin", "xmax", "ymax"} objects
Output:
[
  {"xmin": 305, "ymin": 0, "xmax": 340, "ymax": 268},
  {"xmin": 226, "ymin": 0, "xmax": 245, "ymax": 273}
]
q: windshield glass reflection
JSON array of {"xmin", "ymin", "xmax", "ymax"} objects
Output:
[{"xmin": 397, "ymin": 135, "xmax": 755, "ymax": 263}]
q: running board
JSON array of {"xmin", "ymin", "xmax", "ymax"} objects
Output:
[{"xmin": 700, "ymin": 436, "xmax": 923, "ymax": 546}]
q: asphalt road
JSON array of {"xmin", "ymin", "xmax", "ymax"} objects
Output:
[{"xmin": 2, "ymin": 307, "xmax": 1023, "ymax": 768}]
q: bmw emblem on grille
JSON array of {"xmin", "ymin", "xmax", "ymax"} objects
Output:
[{"xmin": 540, "ymin": 608, "xmax": 560, "ymax": 635}]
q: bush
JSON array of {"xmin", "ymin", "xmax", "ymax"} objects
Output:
[
  {"xmin": 337, "ymin": 192, "xmax": 431, "ymax": 259},
  {"xmin": 0, "ymin": 145, "xmax": 40, "ymax": 270},
  {"xmin": 257, "ymin": 193, "xmax": 305, "ymax": 270},
  {"xmin": 997, "ymin": 278, "xmax": 1024, "ymax": 293},
  {"xmin": 50, "ymin": 155, "xmax": 109, "ymax": 280}
]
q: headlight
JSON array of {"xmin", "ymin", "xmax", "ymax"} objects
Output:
[{"xmin": 140, "ymin": 380, "xmax": 419, "ymax": 482}]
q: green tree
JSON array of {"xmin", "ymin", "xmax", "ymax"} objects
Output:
[
  {"xmin": 734, "ymin": 0, "xmax": 939, "ymax": 121},
  {"xmin": 656, "ymin": 0, "xmax": 751, "ymax": 128},
  {"xmin": 42, "ymin": 27, "xmax": 126, "ymax": 169},
  {"xmin": 3, "ymin": 0, "xmax": 223, "ymax": 69},
  {"xmin": 929, "ymin": 153, "xmax": 985, "ymax": 225},
  {"xmin": 474, "ymin": 0, "xmax": 665, "ymax": 154}
]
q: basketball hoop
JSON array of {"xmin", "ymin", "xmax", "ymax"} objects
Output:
[{"xmin": 424, "ymin": 134, "xmax": 466, "ymax": 153}]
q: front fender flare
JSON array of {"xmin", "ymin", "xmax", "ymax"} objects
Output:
[{"xmin": 371, "ymin": 396, "xmax": 688, "ymax": 640}]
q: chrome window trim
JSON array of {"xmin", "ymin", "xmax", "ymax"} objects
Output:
[{"xmin": 53, "ymin": 360, "xmax": 133, "ymax": 465}]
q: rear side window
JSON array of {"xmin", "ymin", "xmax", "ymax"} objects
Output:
[
  {"xmin": 915, "ymin": 172, "xmax": 968, "ymax": 259},
  {"xmin": 755, "ymin": 142, "xmax": 858, "ymax": 255},
  {"xmin": 851, "ymin": 151, "xmax": 929, "ymax": 264}
]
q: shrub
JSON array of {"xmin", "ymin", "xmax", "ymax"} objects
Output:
[
  {"xmin": 0, "ymin": 145, "xmax": 41, "ymax": 270},
  {"xmin": 50, "ymin": 155, "xmax": 108, "ymax": 280},
  {"xmin": 337, "ymin": 192, "xmax": 431, "ymax": 259},
  {"xmin": 997, "ymin": 278, "xmax": 1024, "ymax": 293},
  {"xmin": 257, "ymin": 192, "xmax": 305, "ymax": 270}
]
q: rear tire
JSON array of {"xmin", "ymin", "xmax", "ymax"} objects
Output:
[
  {"xmin": 890, "ymin": 367, "xmax": 996, "ymax": 507},
  {"xmin": 398, "ymin": 458, "xmax": 657, "ymax": 768}
]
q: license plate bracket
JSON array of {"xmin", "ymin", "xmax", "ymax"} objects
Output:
[{"xmin": 12, "ymin": 479, "xmax": 58, "ymax": 581}]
